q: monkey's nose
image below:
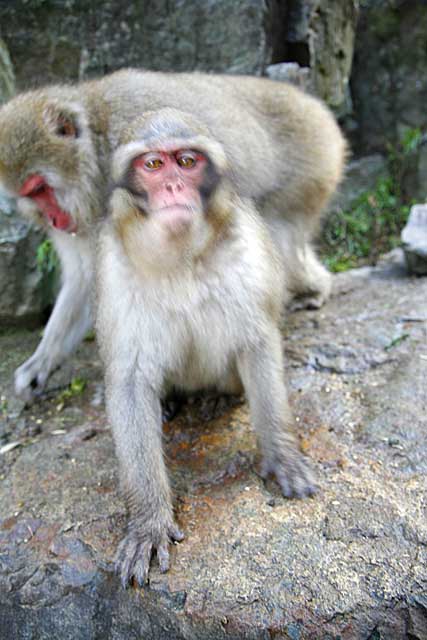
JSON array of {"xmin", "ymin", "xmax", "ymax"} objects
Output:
[{"xmin": 166, "ymin": 180, "xmax": 184, "ymax": 193}]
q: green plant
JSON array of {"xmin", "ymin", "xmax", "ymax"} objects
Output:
[
  {"xmin": 36, "ymin": 238, "xmax": 59, "ymax": 275},
  {"xmin": 322, "ymin": 176, "xmax": 410, "ymax": 272},
  {"xmin": 321, "ymin": 127, "xmax": 424, "ymax": 273},
  {"xmin": 60, "ymin": 376, "xmax": 87, "ymax": 399},
  {"xmin": 55, "ymin": 377, "xmax": 87, "ymax": 410}
]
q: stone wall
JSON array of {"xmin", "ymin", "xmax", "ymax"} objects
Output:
[
  {"xmin": 0, "ymin": 0, "xmax": 358, "ymax": 115},
  {"xmin": 351, "ymin": 0, "xmax": 427, "ymax": 153},
  {"xmin": 0, "ymin": 38, "xmax": 15, "ymax": 104}
]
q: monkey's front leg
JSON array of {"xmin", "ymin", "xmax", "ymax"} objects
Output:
[
  {"xmin": 14, "ymin": 234, "xmax": 93, "ymax": 403},
  {"xmin": 238, "ymin": 326, "xmax": 317, "ymax": 498},
  {"xmin": 107, "ymin": 370, "xmax": 184, "ymax": 587}
]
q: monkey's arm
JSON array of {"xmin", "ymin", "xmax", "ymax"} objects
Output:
[
  {"xmin": 107, "ymin": 366, "xmax": 184, "ymax": 587},
  {"xmin": 14, "ymin": 233, "xmax": 93, "ymax": 402},
  {"xmin": 238, "ymin": 325, "xmax": 316, "ymax": 498}
]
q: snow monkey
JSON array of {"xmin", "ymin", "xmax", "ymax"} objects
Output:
[
  {"xmin": 96, "ymin": 109, "xmax": 317, "ymax": 586},
  {"xmin": 0, "ymin": 69, "xmax": 346, "ymax": 402}
]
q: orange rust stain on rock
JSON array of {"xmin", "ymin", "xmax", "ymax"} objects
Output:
[
  {"xmin": 1, "ymin": 515, "xmax": 18, "ymax": 530},
  {"xmin": 178, "ymin": 493, "xmax": 232, "ymax": 533},
  {"xmin": 301, "ymin": 424, "xmax": 347, "ymax": 467}
]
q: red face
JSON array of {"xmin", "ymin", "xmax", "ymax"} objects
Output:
[
  {"xmin": 19, "ymin": 174, "xmax": 76, "ymax": 232},
  {"xmin": 132, "ymin": 149, "xmax": 208, "ymax": 219}
]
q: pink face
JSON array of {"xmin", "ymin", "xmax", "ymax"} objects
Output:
[
  {"xmin": 19, "ymin": 174, "xmax": 76, "ymax": 232},
  {"xmin": 132, "ymin": 149, "xmax": 208, "ymax": 219}
]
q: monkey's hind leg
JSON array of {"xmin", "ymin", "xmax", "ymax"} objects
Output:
[
  {"xmin": 264, "ymin": 215, "xmax": 331, "ymax": 311},
  {"xmin": 288, "ymin": 243, "xmax": 332, "ymax": 311}
]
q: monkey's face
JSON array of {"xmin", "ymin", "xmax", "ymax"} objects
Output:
[
  {"xmin": 113, "ymin": 146, "xmax": 219, "ymax": 272},
  {"xmin": 132, "ymin": 148, "xmax": 209, "ymax": 234},
  {"xmin": 0, "ymin": 91, "xmax": 100, "ymax": 233},
  {"xmin": 110, "ymin": 109, "xmax": 231, "ymax": 274}
]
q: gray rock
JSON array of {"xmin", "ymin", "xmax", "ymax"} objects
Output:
[
  {"xmin": 274, "ymin": 0, "xmax": 358, "ymax": 116},
  {"xmin": 0, "ymin": 1, "xmax": 269, "ymax": 87},
  {"xmin": 0, "ymin": 203, "xmax": 52, "ymax": 327},
  {"xmin": 0, "ymin": 257, "xmax": 426, "ymax": 638},
  {"xmin": 351, "ymin": 1, "xmax": 427, "ymax": 153},
  {"xmin": 0, "ymin": 1, "xmax": 358, "ymax": 119},
  {"xmin": 401, "ymin": 204, "xmax": 427, "ymax": 275},
  {"xmin": 0, "ymin": 38, "xmax": 15, "ymax": 104},
  {"xmin": 331, "ymin": 153, "xmax": 388, "ymax": 214},
  {"xmin": 265, "ymin": 62, "xmax": 314, "ymax": 93}
]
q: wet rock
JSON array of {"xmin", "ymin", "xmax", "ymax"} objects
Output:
[
  {"xmin": 0, "ymin": 259, "xmax": 426, "ymax": 638},
  {"xmin": 401, "ymin": 204, "xmax": 427, "ymax": 275}
]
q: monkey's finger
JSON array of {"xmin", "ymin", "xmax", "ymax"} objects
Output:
[
  {"xmin": 276, "ymin": 473, "xmax": 293, "ymax": 498},
  {"xmin": 115, "ymin": 536, "xmax": 141, "ymax": 588},
  {"xmin": 259, "ymin": 459, "xmax": 273, "ymax": 479},
  {"xmin": 276, "ymin": 463, "xmax": 317, "ymax": 499},
  {"xmin": 169, "ymin": 524, "xmax": 185, "ymax": 542},
  {"xmin": 132, "ymin": 542, "xmax": 153, "ymax": 587},
  {"xmin": 157, "ymin": 543, "xmax": 170, "ymax": 573}
]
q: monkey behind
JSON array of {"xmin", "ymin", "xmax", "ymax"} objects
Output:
[{"xmin": 96, "ymin": 110, "xmax": 316, "ymax": 587}]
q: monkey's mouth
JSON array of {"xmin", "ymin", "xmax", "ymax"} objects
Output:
[
  {"xmin": 157, "ymin": 205, "xmax": 194, "ymax": 233},
  {"xmin": 19, "ymin": 174, "xmax": 77, "ymax": 233}
]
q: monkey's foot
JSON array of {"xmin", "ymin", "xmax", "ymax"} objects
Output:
[
  {"xmin": 115, "ymin": 520, "xmax": 184, "ymax": 588},
  {"xmin": 14, "ymin": 354, "xmax": 51, "ymax": 404},
  {"xmin": 289, "ymin": 263, "xmax": 332, "ymax": 311},
  {"xmin": 289, "ymin": 292, "xmax": 327, "ymax": 311},
  {"xmin": 261, "ymin": 450, "xmax": 317, "ymax": 499}
]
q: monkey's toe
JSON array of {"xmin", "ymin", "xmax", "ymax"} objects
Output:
[
  {"xmin": 115, "ymin": 523, "xmax": 184, "ymax": 587},
  {"xmin": 276, "ymin": 461, "xmax": 318, "ymax": 499},
  {"xmin": 263, "ymin": 452, "xmax": 318, "ymax": 499},
  {"xmin": 115, "ymin": 533, "xmax": 151, "ymax": 588}
]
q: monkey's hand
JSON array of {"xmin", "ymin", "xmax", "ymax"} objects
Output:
[
  {"xmin": 14, "ymin": 353, "xmax": 51, "ymax": 404},
  {"xmin": 261, "ymin": 446, "xmax": 317, "ymax": 499},
  {"xmin": 116, "ymin": 516, "xmax": 184, "ymax": 588}
]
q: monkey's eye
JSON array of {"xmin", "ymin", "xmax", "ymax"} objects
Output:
[
  {"xmin": 176, "ymin": 151, "xmax": 197, "ymax": 169},
  {"xmin": 143, "ymin": 155, "xmax": 164, "ymax": 171},
  {"xmin": 55, "ymin": 116, "xmax": 78, "ymax": 138}
]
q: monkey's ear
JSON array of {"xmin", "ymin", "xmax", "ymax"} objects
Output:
[{"xmin": 43, "ymin": 103, "xmax": 80, "ymax": 139}]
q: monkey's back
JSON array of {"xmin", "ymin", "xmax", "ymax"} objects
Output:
[{"xmin": 86, "ymin": 69, "xmax": 346, "ymax": 219}]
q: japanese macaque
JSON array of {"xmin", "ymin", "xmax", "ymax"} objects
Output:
[
  {"xmin": 0, "ymin": 69, "xmax": 346, "ymax": 402},
  {"xmin": 96, "ymin": 109, "xmax": 317, "ymax": 586}
]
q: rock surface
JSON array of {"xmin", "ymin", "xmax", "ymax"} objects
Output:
[
  {"xmin": 0, "ymin": 202, "xmax": 53, "ymax": 327},
  {"xmin": 0, "ymin": 38, "xmax": 15, "ymax": 104},
  {"xmin": 0, "ymin": 0, "xmax": 269, "ymax": 85},
  {"xmin": 401, "ymin": 204, "xmax": 427, "ymax": 275},
  {"xmin": 351, "ymin": 0, "xmax": 427, "ymax": 153},
  {"xmin": 0, "ymin": 0, "xmax": 357, "ymax": 116},
  {"xmin": 1, "ymin": 253, "xmax": 426, "ymax": 639},
  {"xmin": 332, "ymin": 153, "xmax": 388, "ymax": 214}
]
